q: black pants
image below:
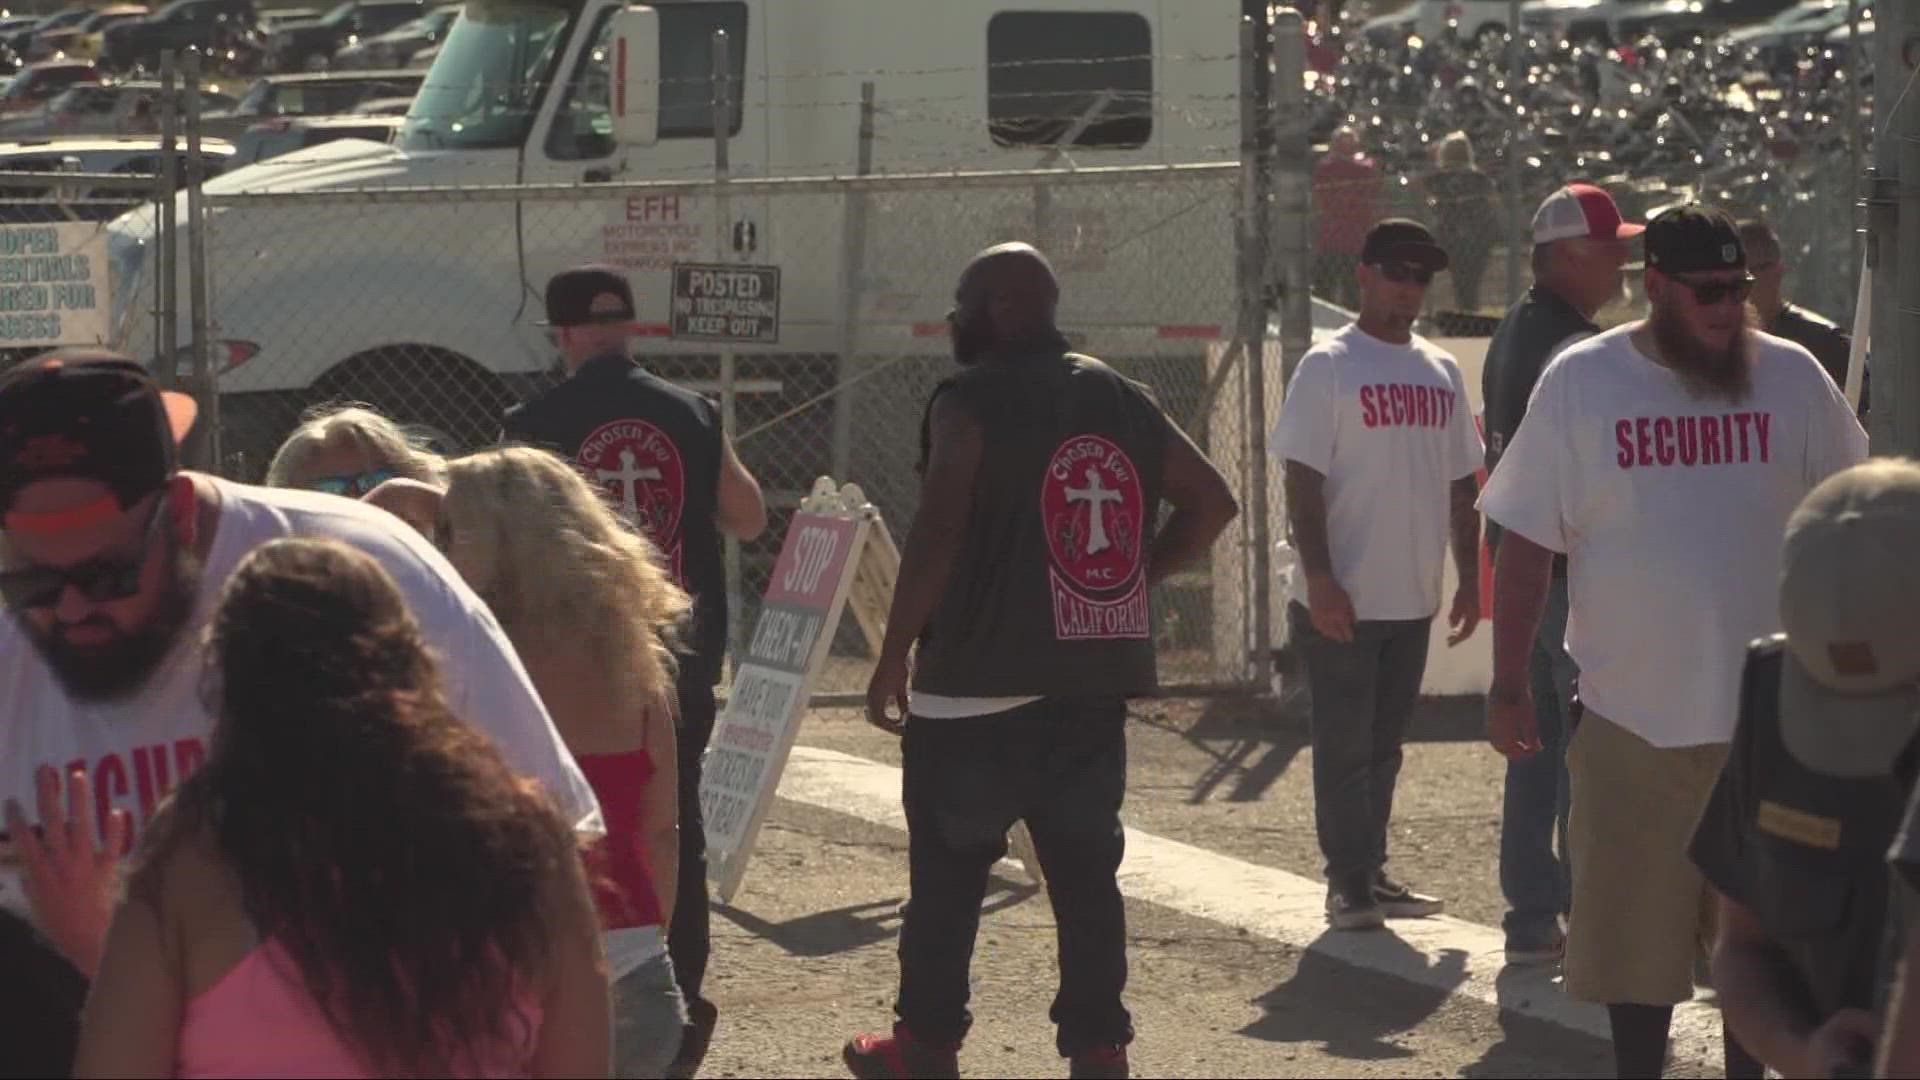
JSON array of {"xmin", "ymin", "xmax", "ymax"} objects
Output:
[
  {"xmin": 0, "ymin": 907, "xmax": 87, "ymax": 1076},
  {"xmin": 1289, "ymin": 602, "xmax": 1432, "ymax": 894},
  {"xmin": 670, "ymin": 673, "xmax": 718, "ymax": 1006},
  {"xmin": 895, "ymin": 697, "xmax": 1133, "ymax": 1057}
]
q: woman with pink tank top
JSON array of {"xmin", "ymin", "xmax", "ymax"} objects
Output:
[
  {"xmin": 71, "ymin": 539, "xmax": 611, "ymax": 1077},
  {"xmin": 370, "ymin": 447, "xmax": 690, "ymax": 1078}
]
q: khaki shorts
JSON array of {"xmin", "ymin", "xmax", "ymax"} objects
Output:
[{"xmin": 1564, "ymin": 711, "xmax": 1729, "ymax": 1005}]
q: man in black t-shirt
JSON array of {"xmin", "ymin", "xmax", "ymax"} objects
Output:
[
  {"xmin": 1689, "ymin": 459, "xmax": 1920, "ymax": 1079},
  {"xmin": 1737, "ymin": 219, "xmax": 1863, "ymax": 415},
  {"xmin": 1482, "ymin": 183, "xmax": 1639, "ymax": 968}
]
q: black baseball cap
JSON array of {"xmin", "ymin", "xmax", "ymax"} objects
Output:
[
  {"xmin": 1361, "ymin": 218, "xmax": 1450, "ymax": 272},
  {"xmin": 1645, "ymin": 204, "xmax": 1747, "ymax": 276},
  {"xmin": 541, "ymin": 265, "xmax": 637, "ymax": 328},
  {"xmin": 0, "ymin": 351, "xmax": 196, "ymax": 534}
]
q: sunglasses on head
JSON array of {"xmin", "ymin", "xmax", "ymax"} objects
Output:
[
  {"xmin": 1374, "ymin": 262, "xmax": 1435, "ymax": 286},
  {"xmin": 0, "ymin": 496, "xmax": 169, "ymax": 611},
  {"xmin": 1671, "ymin": 274, "xmax": 1755, "ymax": 307},
  {"xmin": 305, "ymin": 467, "xmax": 398, "ymax": 499}
]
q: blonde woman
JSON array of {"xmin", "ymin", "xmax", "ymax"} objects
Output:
[
  {"xmin": 264, "ymin": 405, "xmax": 446, "ymax": 525},
  {"xmin": 377, "ymin": 446, "xmax": 691, "ymax": 1078}
]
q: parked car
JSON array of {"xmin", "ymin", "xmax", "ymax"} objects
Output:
[
  {"xmin": 1523, "ymin": 0, "xmax": 1800, "ymax": 42},
  {"xmin": 265, "ymin": 0, "xmax": 424, "ymax": 71},
  {"xmin": 9, "ymin": 79, "xmax": 241, "ymax": 137},
  {"xmin": 197, "ymin": 68, "xmax": 419, "ymax": 139},
  {"xmin": 8, "ymin": 7, "xmax": 90, "ymax": 57},
  {"xmin": 0, "ymin": 134, "xmax": 236, "ymax": 222},
  {"xmin": 1722, "ymin": 0, "xmax": 1869, "ymax": 56},
  {"xmin": 258, "ymin": 6, "xmax": 320, "ymax": 28},
  {"xmin": 101, "ymin": 0, "xmax": 259, "ymax": 72},
  {"xmin": 1362, "ymin": 1, "xmax": 1519, "ymax": 43},
  {"xmin": 230, "ymin": 111, "xmax": 397, "ymax": 163},
  {"xmin": 331, "ymin": 3, "xmax": 451, "ymax": 69},
  {"xmin": 32, "ymin": 6, "xmax": 151, "ymax": 63},
  {"xmin": 0, "ymin": 60, "xmax": 99, "ymax": 115},
  {"xmin": 346, "ymin": 93, "xmax": 411, "ymax": 115}
]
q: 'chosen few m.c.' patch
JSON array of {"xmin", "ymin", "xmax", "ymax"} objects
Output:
[{"xmin": 1756, "ymin": 799, "xmax": 1842, "ymax": 850}]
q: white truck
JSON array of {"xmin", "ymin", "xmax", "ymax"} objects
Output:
[{"xmin": 105, "ymin": 0, "xmax": 1249, "ymax": 470}]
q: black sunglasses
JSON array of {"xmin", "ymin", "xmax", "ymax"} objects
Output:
[
  {"xmin": 0, "ymin": 497, "xmax": 169, "ymax": 611},
  {"xmin": 1375, "ymin": 262, "xmax": 1435, "ymax": 286},
  {"xmin": 1673, "ymin": 274, "xmax": 1755, "ymax": 307}
]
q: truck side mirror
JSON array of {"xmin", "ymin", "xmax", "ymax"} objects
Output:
[{"xmin": 608, "ymin": 4, "xmax": 658, "ymax": 147}]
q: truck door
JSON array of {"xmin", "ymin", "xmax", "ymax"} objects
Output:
[{"xmin": 519, "ymin": 0, "xmax": 767, "ymax": 339}]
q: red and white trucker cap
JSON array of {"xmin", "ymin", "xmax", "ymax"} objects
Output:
[{"xmin": 1531, "ymin": 183, "xmax": 1645, "ymax": 244}]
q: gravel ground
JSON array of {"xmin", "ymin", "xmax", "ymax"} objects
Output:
[
  {"xmin": 698, "ymin": 793, "xmax": 1713, "ymax": 1079},
  {"xmin": 794, "ymin": 694, "xmax": 1511, "ymax": 930}
]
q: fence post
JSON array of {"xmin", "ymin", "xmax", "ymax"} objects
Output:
[
  {"xmin": 1847, "ymin": 0, "xmax": 1864, "ymax": 281},
  {"xmin": 712, "ymin": 28, "xmax": 751, "ymax": 662},
  {"xmin": 831, "ymin": 82, "xmax": 875, "ymax": 486},
  {"xmin": 156, "ymin": 52, "xmax": 178, "ymax": 389},
  {"xmin": 182, "ymin": 52, "xmax": 217, "ymax": 473},
  {"xmin": 1503, "ymin": 0, "xmax": 1524, "ymax": 307},
  {"xmin": 1869, "ymin": 9, "xmax": 1917, "ymax": 455},
  {"xmin": 1236, "ymin": 15, "xmax": 1271, "ymax": 689}
]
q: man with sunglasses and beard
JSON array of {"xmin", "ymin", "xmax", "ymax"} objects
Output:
[
  {"xmin": 1271, "ymin": 218, "xmax": 1486, "ymax": 932},
  {"xmin": 0, "ymin": 351, "xmax": 599, "ymax": 1075},
  {"xmin": 505, "ymin": 264, "xmax": 768, "ymax": 1078},
  {"xmin": 1481, "ymin": 205, "xmax": 1867, "ymax": 1079}
]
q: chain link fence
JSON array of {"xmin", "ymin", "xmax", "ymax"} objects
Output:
[
  {"xmin": 124, "ymin": 163, "xmax": 1265, "ymax": 692},
  {"xmin": 1310, "ymin": 28, "xmax": 1871, "ymax": 329}
]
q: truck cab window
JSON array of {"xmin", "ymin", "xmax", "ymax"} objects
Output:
[
  {"xmin": 986, "ymin": 11, "xmax": 1152, "ymax": 149},
  {"xmin": 399, "ymin": 0, "xmax": 572, "ymax": 153},
  {"xmin": 543, "ymin": 0, "xmax": 747, "ymax": 163}
]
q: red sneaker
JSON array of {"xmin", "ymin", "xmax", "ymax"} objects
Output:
[
  {"xmin": 1069, "ymin": 1044, "xmax": 1130, "ymax": 1080},
  {"xmin": 842, "ymin": 1025, "xmax": 961, "ymax": 1080}
]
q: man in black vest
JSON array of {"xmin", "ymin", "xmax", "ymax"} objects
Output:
[
  {"xmin": 503, "ymin": 264, "xmax": 767, "ymax": 1078},
  {"xmin": 1689, "ymin": 459, "xmax": 1920, "ymax": 1079},
  {"xmin": 842, "ymin": 243, "xmax": 1238, "ymax": 1080},
  {"xmin": 1481, "ymin": 183, "xmax": 1639, "ymax": 967}
]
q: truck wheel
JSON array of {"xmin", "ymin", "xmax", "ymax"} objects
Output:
[{"xmin": 310, "ymin": 346, "xmax": 519, "ymax": 457}]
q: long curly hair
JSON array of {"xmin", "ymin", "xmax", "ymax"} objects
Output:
[
  {"xmin": 439, "ymin": 446, "xmax": 689, "ymax": 702},
  {"xmin": 154, "ymin": 537, "xmax": 586, "ymax": 1076}
]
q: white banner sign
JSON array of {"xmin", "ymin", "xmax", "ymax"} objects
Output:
[{"xmin": 0, "ymin": 223, "xmax": 110, "ymax": 348}]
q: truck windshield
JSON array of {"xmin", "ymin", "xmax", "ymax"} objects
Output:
[{"xmin": 397, "ymin": 0, "xmax": 572, "ymax": 152}]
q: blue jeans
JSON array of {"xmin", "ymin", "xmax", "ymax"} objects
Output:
[
  {"xmin": 613, "ymin": 947, "xmax": 687, "ymax": 1078},
  {"xmin": 1289, "ymin": 602, "xmax": 1433, "ymax": 894},
  {"xmin": 1498, "ymin": 575, "xmax": 1576, "ymax": 947}
]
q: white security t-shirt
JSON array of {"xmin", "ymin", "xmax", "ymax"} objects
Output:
[
  {"xmin": 1479, "ymin": 327, "xmax": 1868, "ymax": 747},
  {"xmin": 1270, "ymin": 325, "xmax": 1485, "ymax": 620},
  {"xmin": 0, "ymin": 477, "xmax": 600, "ymax": 919}
]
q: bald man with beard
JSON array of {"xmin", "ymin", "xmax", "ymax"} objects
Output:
[
  {"xmin": 842, "ymin": 243, "xmax": 1237, "ymax": 1080},
  {"xmin": 1481, "ymin": 205, "xmax": 1867, "ymax": 1078}
]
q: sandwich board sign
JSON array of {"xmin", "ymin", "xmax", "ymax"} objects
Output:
[{"xmin": 701, "ymin": 477, "xmax": 1045, "ymax": 902}]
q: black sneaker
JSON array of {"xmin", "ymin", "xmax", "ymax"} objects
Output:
[
  {"xmin": 1324, "ymin": 885, "xmax": 1386, "ymax": 930},
  {"xmin": 664, "ymin": 997, "xmax": 718, "ymax": 1079},
  {"xmin": 1372, "ymin": 875, "xmax": 1445, "ymax": 919}
]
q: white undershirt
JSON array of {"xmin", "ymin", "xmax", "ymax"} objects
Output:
[{"xmin": 909, "ymin": 693, "xmax": 1043, "ymax": 719}]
